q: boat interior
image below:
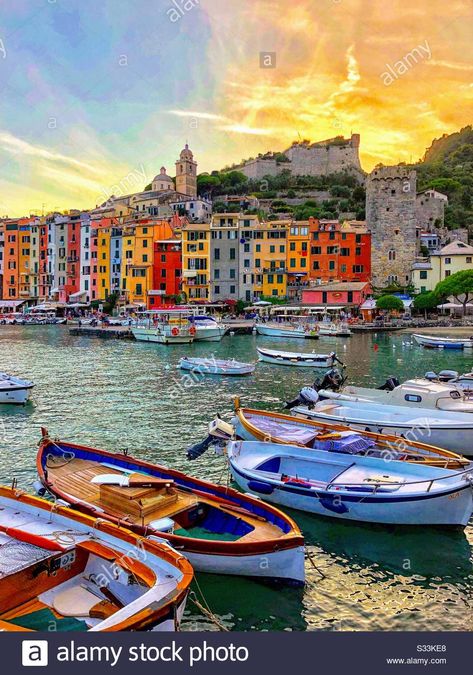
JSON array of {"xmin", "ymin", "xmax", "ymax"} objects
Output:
[
  {"xmin": 0, "ymin": 504, "xmax": 153, "ymax": 631},
  {"xmin": 241, "ymin": 412, "xmax": 468, "ymax": 469},
  {"xmin": 43, "ymin": 452, "xmax": 286, "ymax": 544}
]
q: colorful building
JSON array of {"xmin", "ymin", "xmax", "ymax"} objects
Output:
[
  {"xmin": 301, "ymin": 281, "xmax": 371, "ymax": 310},
  {"xmin": 253, "ymin": 221, "xmax": 290, "ymax": 299},
  {"xmin": 149, "ymin": 238, "xmax": 182, "ymax": 308},
  {"xmin": 181, "ymin": 222, "xmax": 210, "ymax": 302},
  {"xmin": 309, "ymin": 218, "xmax": 371, "ymax": 284},
  {"xmin": 411, "ymin": 240, "xmax": 473, "ymax": 293}
]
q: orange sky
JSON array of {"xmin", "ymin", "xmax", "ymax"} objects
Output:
[{"xmin": 1, "ymin": 0, "xmax": 472, "ymax": 217}]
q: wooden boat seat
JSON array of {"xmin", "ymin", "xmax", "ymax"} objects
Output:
[
  {"xmin": 98, "ymin": 484, "xmax": 179, "ymax": 520},
  {"xmin": 52, "ymin": 585, "xmax": 99, "ymax": 617}
]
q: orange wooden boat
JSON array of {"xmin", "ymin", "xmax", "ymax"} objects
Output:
[{"xmin": 0, "ymin": 486, "xmax": 193, "ymax": 632}]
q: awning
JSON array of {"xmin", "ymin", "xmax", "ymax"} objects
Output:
[
  {"xmin": 69, "ymin": 290, "xmax": 87, "ymax": 300},
  {"xmin": 0, "ymin": 300, "xmax": 26, "ymax": 309}
]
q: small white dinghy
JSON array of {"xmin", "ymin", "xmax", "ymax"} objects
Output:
[
  {"xmin": 178, "ymin": 357, "xmax": 255, "ymax": 376},
  {"xmin": 413, "ymin": 334, "xmax": 473, "ymax": 349},
  {"xmin": 226, "ymin": 440, "xmax": 473, "ymax": 527},
  {"xmin": 257, "ymin": 347, "xmax": 337, "ymax": 368},
  {"xmin": 0, "ymin": 372, "xmax": 34, "ymax": 404}
]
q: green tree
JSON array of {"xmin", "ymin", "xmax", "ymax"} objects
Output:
[
  {"xmin": 413, "ymin": 291, "xmax": 439, "ymax": 318},
  {"xmin": 376, "ymin": 295, "xmax": 404, "ymax": 312},
  {"xmin": 434, "ymin": 269, "xmax": 473, "ymax": 315}
]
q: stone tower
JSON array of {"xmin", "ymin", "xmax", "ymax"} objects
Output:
[
  {"xmin": 175, "ymin": 144, "xmax": 197, "ymax": 197},
  {"xmin": 366, "ymin": 166, "xmax": 417, "ymax": 288}
]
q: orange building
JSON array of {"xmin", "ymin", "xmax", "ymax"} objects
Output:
[{"xmin": 309, "ymin": 218, "xmax": 371, "ymax": 284}]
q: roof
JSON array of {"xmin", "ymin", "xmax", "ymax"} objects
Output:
[
  {"xmin": 436, "ymin": 240, "xmax": 473, "ymax": 256},
  {"xmin": 305, "ymin": 281, "xmax": 370, "ymax": 292}
]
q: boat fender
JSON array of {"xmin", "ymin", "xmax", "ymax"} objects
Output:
[
  {"xmin": 319, "ymin": 496, "xmax": 349, "ymax": 514},
  {"xmin": 189, "ymin": 326, "xmax": 196, "ymax": 336},
  {"xmin": 247, "ymin": 480, "xmax": 274, "ymax": 495},
  {"xmin": 33, "ymin": 479, "xmax": 47, "ymax": 497},
  {"xmin": 171, "ymin": 327, "xmax": 180, "ymax": 336}
]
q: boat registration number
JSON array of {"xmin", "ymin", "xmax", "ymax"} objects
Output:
[{"xmin": 51, "ymin": 551, "xmax": 76, "ymax": 571}]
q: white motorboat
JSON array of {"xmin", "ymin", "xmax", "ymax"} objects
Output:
[
  {"xmin": 413, "ymin": 334, "xmax": 473, "ymax": 349},
  {"xmin": 424, "ymin": 370, "xmax": 473, "ymax": 395},
  {"xmin": 226, "ymin": 439, "xmax": 473, "ymax": 527},
  {"xmin": 179, "ymin": 357, "xmax": 255, "ymax": 376},
  {"xmin": 0, "ymin": 372, "xmax": 34, "ymax": 404},
  {"xmin": 257, "ymin": 347, "xmax": 337, "ymax": 368},
  {"xmin": 318, "ymin": 322, "xmax": 352, "ymax": 337},
  {"xmin": 256, "ymin": 322, "xmax": 315, "ymax": 339},
  {"xmin": 132, "ymin": 310, "xmax": 194, "ymax": 345},
  {"xmin": 318, "ymin": 378, "xmax": 473, "ymax": 413},
  {"xmin": 291, "ymin": 400, "xmax": 473, "ymax": 457},
  {"xmin": 188, "ymin": 315, "xmax": 226, "ymax": 342}
]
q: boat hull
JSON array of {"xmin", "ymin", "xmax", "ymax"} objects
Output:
[
  {"xmin": 256, "ymin": 324, "xmax": 307, "ymax": 339},
  {"xmin": 257, "ymin": 347, "xmax": 334, "ymax": 368},
  {"xmin": 230, "ymin": 463, "xmax": 473, "ymax": 526},
  {"xmin": 193, "ymin": 325, "xmax": 226, "ymax": 342},
  {"xmin": 0, "ymin": 386, "xmax": 33, "ymax": 404},
  {"xmin": 413, "ymin": 333, "xmax": 473, "ymax": 349},
  {"xmin": 179, "ymin": 358, "xmax": 255, "ymax": 376},
  {"xmin": 132, "ymin": 327, "xmax": 193, "ymax": 344}
]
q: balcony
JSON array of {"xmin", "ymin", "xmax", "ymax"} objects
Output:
[{"xmin": 262, "ymin": 267, "xmax": 287, "ymax": 274}]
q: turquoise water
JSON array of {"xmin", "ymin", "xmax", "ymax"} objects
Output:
[{"xmin": 1, "ymin": 326, "xmax": 472, "ymax": 631}]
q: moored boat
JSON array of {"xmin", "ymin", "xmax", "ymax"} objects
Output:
[
  {"xmin": 0, "ymin": 372, "xmax": 34, "ymax": 405},
  {"xmin": 318, "ymin": 378, "xmax": 473, "ymax": 413},
  {"xmin": 224, "ymin": 404, "xmax": 469, "ymax": 469},
  {"xmin": 318, "ymin": 322, "xmax": 352, "ymax": 337},
  {"xmin": 255, "ymin": 322, "xmax": 312, "ymax": 339},
  {"xmin": 226, "ymin": 439, "xmax": 473, "ymax": 527},
  {"xmin": 179, "ymin": 357, "xmax": 255, "ymax": 376},
  {"xmin": 257, "ymin": 346, "xmax": 337, "ymax": 368},
  {"xmin": 188, "ymin": 315, "xmax": 227, "ymax": 342},
  {"xmin": 132, "ymin": 310, "xmax": 194, "ymax": 344},
  {"xmin": 0, "ymin": 485, "xmax": 193, "ymax": 631},
  {"xmin": 290, "ymin": 400, "xmax": 473, "ymax": 457},
  {"xmin": 37, "ymin": 430, "xmax": 305, "ymax": 586},
  {"xmin": 413, "ymin": 333, "xmax": 473, "ymax": 349}
]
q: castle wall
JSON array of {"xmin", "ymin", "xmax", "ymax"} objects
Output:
[{"xmin": 366, "ymin": 166, "xmax": 417, "ymax": 287}]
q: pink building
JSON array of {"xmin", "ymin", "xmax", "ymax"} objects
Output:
[{"xmin": 301, "ymin": 281, "xmax": 371, "ymax": 311}]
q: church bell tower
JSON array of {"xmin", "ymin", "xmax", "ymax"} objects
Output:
[{"xmin": 175, "ymin": 144, "xmax": 197, "ymax": 197}]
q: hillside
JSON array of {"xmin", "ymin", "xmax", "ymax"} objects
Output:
[{"xmin": 415, "ymin": 125, "xmax": 473, "ymax": 230}]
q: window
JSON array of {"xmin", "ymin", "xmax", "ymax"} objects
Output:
[
  {"xmin": 444, "ymin": 257, "xmax": 451, "ymax": 264},
  {"xmin": 255, "ymin": 244, "xmax": 261, "ymax": 252},
  {"xmin": 467, "ymin": 257, "xmax": 472, "ymax": 264},
  {"xmin": 136, "ymin": 284, "xmax": 143, "ymax": 295},
  {"xmin": 214, "ymin": 248, "xmax": 220, "ymax": 260},
  {"xmin": 161, "ymin": 269, "xmax": 166, "ymax": 278},
  {"xmin": 352, "ymin": 265, "xmax": 364, "ymax": 273},
  {"xmin": 244, "ymin": 243, "xmax": 250, "ymax": 252},
  {"xmin": 329, "ymin": 260, "xmax": 335, "ymax": 270},
  {"xmin": 312, "ymin": 232, "xmax": 319, "ymax": 240},
  {"xmin": 290, "ymin": 242, "xmax": 296, "ymax": 251},
  {"xmin": 244, "ymin": 259, "xmax": 250, "ymax": 268},
  {"xmin": 347, "ymin": 291, "xmax": 353, "ymax": 303},
  {"xmin": 420, "ymin": 270, "xmax": 428, "ymax": 279},
  {"xmin": 280, "ymin": 245, "xmax": 285, "ymax": 253},
  {"xmin": 230, "ymin": 285, "xmax": 236, "ymax": 294},
  {"xmin": 143, "ymin": 239, "xmax": 148, "ymax": 248},
  {"xmin": 272, "ymin": 289, "xmax": 278, "ymax": 296},
  {"xmin": 327, "ymin": 246, "xmax": 338, "ymax": 254},
  {"xmin": 388, "ymin": 249, "xmax": 396, "ymax": 261},
  {"xmin": 267, "ymin": 274, "xmax": 274, "ymax": 283},
  {"xmin": 329, "ymin": 232, "xmax": 335, "ymax": 240},
  {"xmin": 277, "ymin": 275, "xmax": 283, "ymax": 284},
  {"xmin": 269, "ymin": 245, "xmax": 275, "ymax": 253},
  {"xmin": 214, "ymin": 269, "xmax": 220, "ymax": 279},
  {"xmin": 230, "ymin": 269, "xmax": 236, "ymax": 279},
  {"xmin": 341, "ymin": 264, "xmax": 347, "ymax": 273},
  {"xmin": 255, "ymin": 258, "xmax": 261, "ymax": 267},
  {"xmin": 322, "ymin": 291, "xmax": 327, "ymax": 303},
  {"xmin": 300, "ymin": 259, "xmax": 306, "ymax": 268},
  {"xmin": 142, "ymin": 254, "xmax": 148, "ymax": 263},
  {"xmin": 445, "ymin": 270, "xmax": 451, "ymax": 277},
  {"xmin": 290, "ymin": 258, "xmax": 296, "ymax": 268},
  {"xmin": 214, "ymin": 285, "xmax": 220, "ymax": 294},
  {"xmin": 340, "ymin": 248, "xmax": 350, "ymax": 257},
  {"xmin": 311, "ymin": 246, "xmax": 322, "ymax": 255},
  {"xmin": 356, "ymin": 234, "xmax": 362, "ymax": 243},
  {"xmin": 313, "ymin": 261, "xmax": 320, "ymax": 270},
  {"xmin": 230, "ymin": 248, "xmax": 236, "ymax": 260}
]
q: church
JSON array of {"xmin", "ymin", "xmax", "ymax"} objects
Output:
[{"xmin": 111, "ymin": 144, "xmax": 211, "ymax": 222}]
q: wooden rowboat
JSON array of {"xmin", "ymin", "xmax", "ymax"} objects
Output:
[
  {"xmin": 257, "ymin": 347, "xmax": 336, "ymax": 368},
  {"xmin": 0, "ymin": 486, "xmax": 193, "ymax": 632},
  {"xmin": 37, "ymin": 429, "xmax": 305, "ymax": 586},
  {"xmin": 179, "ymin": 357, "xmax": 255, "ymax": 376},
  {"xmin": 231, "ymin": 403, "xmax": 470, "ymax": 470}
]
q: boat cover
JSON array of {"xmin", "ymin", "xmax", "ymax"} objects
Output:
[{"xmin": 246, "ymin": 415, "xmax": 318, "ymax": 445}]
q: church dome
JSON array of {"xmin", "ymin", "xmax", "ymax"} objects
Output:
[
  {"xmin": 179, "ymin": 143, "xmax": 194, "ymax": 160},
  {"xmin": 153, "ymin": 166, "xmax": 173, "ymax": 184}
]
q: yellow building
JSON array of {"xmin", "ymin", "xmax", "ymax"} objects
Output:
[
  {"xmin": 181, "ymin": 223, "xmax": 210, "ymax": 302},
  {"xmin": 253, "ymin": 221, "xmax": 289, "ymax": 299},
  {"xmin": 411, "ymin": 240, "xmax": 473, "ymax": 293},
  {"xmin": 18, "ymin": 221, "xmax": 32, "ymax": 303},
  {"xmin": 96, "ymin": 222, "xmax": 112, "ymax": 301},
  {"xmin": 121, "ymin": 226, "xmax": 136, "ymax": 304},
  {"xmin": 29, "ymin": 219, "xmax": 40, "ymax": 301},
  {"xmin": 286, "ymin": 221, "xmax": 310, "ymax": 300}
]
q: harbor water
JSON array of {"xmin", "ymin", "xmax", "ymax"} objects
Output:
[{"xmin": 1, "ymin": 326, "xmax": 472, "ymax": 631}]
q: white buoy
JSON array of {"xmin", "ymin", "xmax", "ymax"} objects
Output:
[{"xmin": 230, "ymin": 331, "xmax": 235, "ymax": 336}]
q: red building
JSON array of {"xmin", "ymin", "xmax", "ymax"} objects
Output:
[
  {"xmin": 309, "ymin": 218, "xmax": 371, "ymax": 284},
  {"xmin": 149, "ymin": 238, "xmax": 182, "ymax": 308},
  {"xmin": 64, "ymin": 213, "xmax": 81, "ymax": 300},
  {"xmin": 301, "ymin": 281, "xmax": 372, "ymax": 311}
]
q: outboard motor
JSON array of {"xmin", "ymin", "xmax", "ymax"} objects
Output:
[
  {"xmin": 424, "ymin": 371, "xmax": 438, "ymax": 381},
  {"xmin": 186, "ymin": 417, "xmax": 234, "ymax": 460},
  {"xmin": 438, "ymin": 370, "xmax": 459, "ymax": 382},
  {"xmin": 285, "ymin": 367, "xmax": 345, "ymax": 409},
  {"xmin": 377, "ymin": 376, "xmax": 400, "ymax": 391}
]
